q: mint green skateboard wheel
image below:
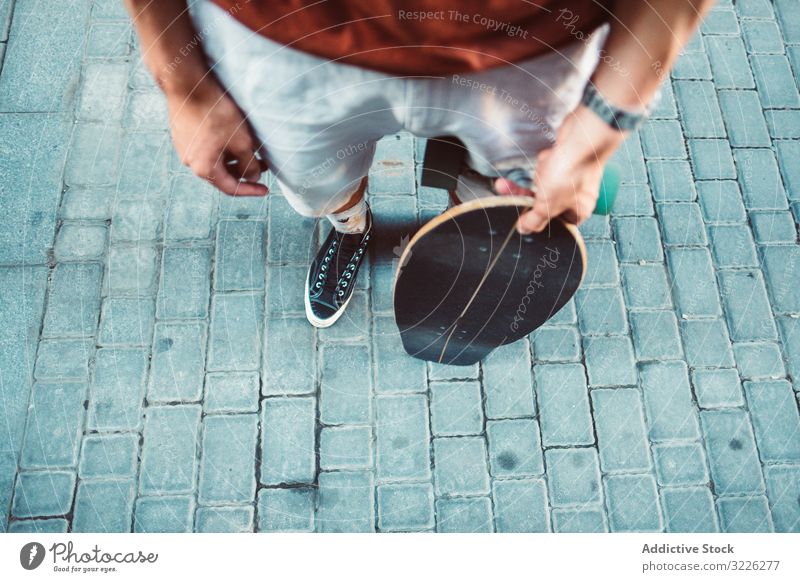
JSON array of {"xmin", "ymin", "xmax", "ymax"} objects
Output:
[{"xmin": 594, "ymin": 163, "xmax": 619, "ymax": 215}]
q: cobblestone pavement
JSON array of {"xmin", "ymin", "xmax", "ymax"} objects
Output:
[{"xmin": 1, "ymin": 0, "xmax": 800, "ymax": 533}]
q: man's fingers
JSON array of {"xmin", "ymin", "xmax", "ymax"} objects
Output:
[
  {"xmin": 228, "ymin": 142, "xmax": 265, "ymax": 183},
  {"xmin": 517, "ymin": 203, "xmax": 553, "ymax": 234},
  {"xmin": 206, "ymin": 159, "xmax": 269, "ymax": 197}
]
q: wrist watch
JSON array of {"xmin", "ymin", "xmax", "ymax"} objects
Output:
[{"xmin": 580, "ymin": 82, "xmax": 653, "ymax": 132}]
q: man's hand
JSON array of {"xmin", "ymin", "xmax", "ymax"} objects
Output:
[
  {"xmin": 167, "ymin": 79, "xmax": 269, "ymax": 197},
  {"xmin": 494, "ymin": 103, "xmax": 626, "ymax": 234}
]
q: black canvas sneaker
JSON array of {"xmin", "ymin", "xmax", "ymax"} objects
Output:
[{"xmin": 304, "ymin": 208, "xmax": 372, "ymax": 328}]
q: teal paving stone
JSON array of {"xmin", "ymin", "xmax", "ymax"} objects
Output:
[
  {"xmin": 156, "ymin": 247, "xmax": 211, "ymax": 319},
  {"xmin": 73, "ymin": 479, "xmax": 136, "ymax": 532},
  {"xmin": 708, "ymin": 224, "xmax": 758, "ymax": 268},
  {"xmin": 674, "ymin": 81, "xmax": 726, "ymax": 138},
  {"xmin": 140, "ymin": 405, "xmax": 201, "ymax": 494},
  {"xmin": 545, "ymin": 448, "xmax": 602, "ymax": 507},
  {"xmin": 687, "ymin": 139, "xmax": 736, "ymax": 180},
  {"xmin": 692, "ymin": 368, "xmax": 744, "ymax": 408},
  {"xmin": 777, "ymin": 317, "xmax": 800, "ymax": 388},
  {"xmin": 765, "ymin": 110, "xmax": 800, "ymax": 140},
  {"xmin": 776, "ymin": 141, "xmax": 800, "ymax": 199},
  {"xmin": 125, "ymin": 91, "xmax": 169, "ymax": 131},
  {"xmin": 535, "ymin": 363, "xmax": 593, "ymax": 446},
  {"xmin": 493, "ymin": 478, "xmax": 549, "ymax": 533},
  {"xmin": 718, "ymin": 270, "xmax": 777, "ymax": 341},
  {"xmin": 104, "ymin": 244, "xmax": 159, "ymax": 296},
  {"xmin": 267, "ymin": 195, "xmax": 317, "ymax": 264},
  {"xmin": 717, "ymin": 496, "xmax": 773, "ymax": 532},
  {"xmin": 544, "ymin": 298, "xmax": 577, "ymax": 326},
  {"xmin": 651, "ymin": 79, "xmax": 677, "ymax": 119},
  {"xmin": 630, "ymin": 311, "xmax": 683, "ymax": 361},
  {"xmin": 583, "ymin": 336, "xmax": 637, "ymax": 387},
  {"xmin": 671, "ymin": 51, "xmax": 712, "ymax": 80},
  {"xmin": 370, "ymin": 135, "xmax": 416, "ymax": 195},
  {"xmin": 430, "ymin": 381, "xmax": 483, "ymax": 437},
  {"xmin": 486, "ymin": 419, "xmax": 544, "ymax": 478},
  {"xmin": 262, "ymin": 317, "xmax": 316, "ymax": 396},
  {"xmin": 133, "ymin": 495, "xmax": 194, "ymax": 533},
  {"xmin": 734, "ymin": 343, "xmax": 785, "ymax": 380},
  {"xmin": 370, "ymin": 263, "xmax": 394, "ymax": 313},
  {"xmin": 261, "ymin": 397, "xmax": 316, "ymax": 485},
  {"xmin": 646, "ymin": 160, "xmax": 697, "ymax": 202},
  {"xmin": 43, "ymin": 262, "xmax": 103, "ymax": 338},
  {"xmin": 620, "ymin": 264, "xmax": 671, "ymax": 310},
  {"xmin": 207, "ymin": 293, "xmax": 263, "ymax": 371},
  {"xmin": 116, "ymin": 131, "xmax": 170, "ymax": 197},
  {"xmin": 640, "ymin": 361, "xmax": 701, "ymax": 442},
  {"xmin": 87, "ymin": 348, "xmax": 148, "ymax": 431},
  {"xmin": 611, "ymin": 132, "xmax": 648, "ymax": 185},
  {"xmin": 148, "ymin": 322, "xmax": 207, "ymax": 402},
  {"xmin": 764, "ymin": 465, "xmax": 800, "ymax": 532},
  {"xmin": 611, "ymin": 183, "xmax": 655, "ymax": 216},
  {"xmin": 667, "ymin": 247, "xmax": 722, "ymax": 317},
  {"xmin": 20, "ymin": 383, "xmax": 86, "ymax": 469},
  {"xmin": 661, "ymin": 487, "xmax": 719, "ymax": 532},
  {"xmin": 761, "ymin": 246, "xmax": 800, "ymax": 313},
  {"xmin": 705, "ymin": 36, "xmax": 755, "ymax": 89},
  {"xmin": 372, "ymin": 316, "xmax": 427, "ymax": 393},
  {"xmin": 532, "ymin": 327, "xmax": 581, "ymax": 362},
  {"xmin": 204, "ymin": 372, "xmax": 259, "ymax": 413},
  {"xmin": 697, "ymin": 180, "xmax": 747, "ymax": 223},
  {"xmin": 8, "ymin": 518, "xmax": 69, "ymax": 533},
  {"xmin": 751, "ymin": 54, "xmax": 800, "ymax": 109},
  {"xmin": 165, "ymin": 175, "xmax": 216, "ymax": 241},
  {"xmin": 734, "ymin": 149, "xmax": 788, "ymax": 211},
  {"xmin": 428, "ymin": 362, "xmax": 480, "ymax": 382},
  {"xmin": 195, "ymin": 506, "xmax": 254, "ymax": 533},
  {"xmin": 640, "ymin": 120, "xmax": 686, "ymax": 159},
  {"xmin": 377, "ymin": 483, "xmax": 435, "ymax": 531},
  {"xmin": 583, "ymin": 240, "xmax": 620, "ymax": 284},
  {"xmin": 77, "ymin": 61, "xmax": 128, "ymax": 121},
  {"xmin": 79, "ymin": 433, "xmax": 139, "ymax": 479},
  {"xmin": 54, "ymin": 224, "xmax": 108, "ymax": 262},
  {"xmin": 775, "ymin": 0, "xmax": 800, "ymax": 42},
  {"xmin": 612, "ymin": 216, "xmax": 664, "ymax": 262},
  {"xmin": 578, "ymin": 214, "xmax": 610, "ymax": 239},
  {"xmin": 436, "ymin": 497, "xmax": 494, "ymax": 533},
  {"xmin": 0, "ymin": 0, "xmax": 90, "ymax": 111},
  {"xmin": 591, "ymin": 388, "xmax": 651, "ymax": 472},
  {"xmin": 317, "ymin": 471, "xmax": 375, "ymax": 533},
  {"xmin": 214, "ymin": 220, "xmax": 266, "ymax": 291},
  {"xmin": 653, "ymin": 443, "xmax": 709, "ymax": 486},
  {"xmin": 735, "ymin": 0, "xmax": 774, "ymax": 18},
  {"xmin": 65, "ymin": 123, "xmax": 122, "ymax": 187},
  {"xmin": 218, "ymin": 187, "xmax": 270, "ymax": 219},
  {"xmin": 433, "ymin": 437, "xmax": 490, "ymax": 496},
  {"xmin": 700, "ymin": 409, "xmax": 765, "ymax": 495},
  {"xmin": 483, "ymin": 340, "xmax": 535, "ymax": 418},
  {"xmin": 98, "ymin": 297, "xmax": 156, "ymax": 347},
  {"xmin": 110, "ymin": 199, "xmax": 164, "ymax": 242},
  {"xmin": 657, "ymin": 203, "xmax": 707, "ymax": 246},
  {"xmin": 12, "ymin": 471, "xmax": 76, "ymax": 518},
  {"xmin": 576, "ymin": 287, "xmax": 628, "ymax": 335},
  {"xmin": 701, "ymin": 8, "xmax": 739, "ymax": 35},
  {"xmin": 318, "ymin": 292, "xmax": 369, "ymax": 343},
  {"xmin": 605, "ymin": 474, "xmax": 662, "ymax": 532},
  {"xmin": 680, "ymin": 319, "xmax": 735, "ymax": 368},
  {"xmin": 0, "ymin": 116, "xmax": 70, "ymax": 265},
  {"xmin": 744, "ymin": 380, "xmax": 800, "ymax": 463},
  {"xmin": 257, "ymin": 488, "xmax": 315, "ymax": 532},
  {"xmin": 199, "ymin": 414, "xmax": 258, "ymax": 504},
  {"xmin": 266, "ymin": 264, "xmax": 306, "ymax": 316},
  {"xmin": 85, "ymin": 21, "xmax": 132, "ymax": 58},
  {"xmin": 59, "ymin": 188, "xmax": 113, "ymax": 221},
  {"xmin": 320, "ymin": 344, "xmax": 371, "ymax": 424},
  {"xmin": 552, "ymin": 508, "xmax": 608, "ymax": 533},
  {"xmin": 34, "ymin": 339, "xmax": 93, "ymax": 381},
  {"xmin": 717, "ymin": 91, "xmax": 771, "ymax": 148},
  {"xmin": 375, "ymin": 394, "xmax": 431, "ymax": 481},
  {"xmin": 320, "ymin": 426, "xmax": 372, "ymax": 470}
]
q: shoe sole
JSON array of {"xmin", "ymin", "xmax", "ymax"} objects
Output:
[{"xmin": 303, "ymin": 268, "xmax": 356, "ymax": 328}]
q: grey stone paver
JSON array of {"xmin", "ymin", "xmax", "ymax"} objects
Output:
[{"xmin": 2, "ymin": 2, "xmax": 800, "ymax": 533}]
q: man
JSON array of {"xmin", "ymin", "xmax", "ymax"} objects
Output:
[{"xmin": 125, "ymin": 0, "xmax": 713, "ymax": 328}]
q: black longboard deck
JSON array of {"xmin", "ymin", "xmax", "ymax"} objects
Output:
[{"xmin": 393, "ymin": 196, "xmax": 586, "ymax": 366}]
